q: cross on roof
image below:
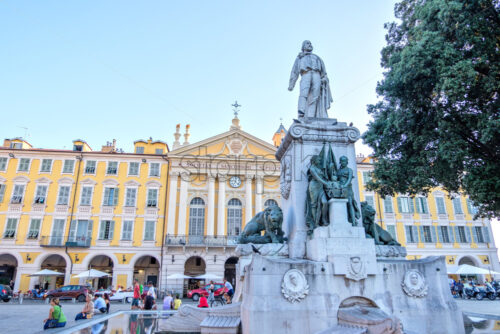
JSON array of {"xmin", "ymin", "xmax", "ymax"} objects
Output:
[{"xmin": 231, "ymin": 100, "xmax": 242, "ymax": 118}]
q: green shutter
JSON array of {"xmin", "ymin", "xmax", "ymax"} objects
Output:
[
  {"xmin": 430, "ymin": 226, "xmax": 437, "ymax": 243},
  {"xmin": 109, "ymin": 221, "xmax": 115, "ymax": 240},
  {"xmin": 453, "ymin": 226, "xmax": 459, "ymax": 243},
  {"xmin": 113, "ymin": 189, "xmax": 119, "ymax": 206},
  {"xmin": 68, "ymin": 220, "xmax": 77, "ymax": 240},
  {"xmin": 397, "ymin": 197, "xmax": 402, "ymax": 213},
  {"xmin": 418, "ymin": 225, "xmax": 424, "ymax": 243},
  {"xmin": 98, "ymin": 221, "xmax": 105, "ymax": 240},
  {"xmin": 409, "ymin": 199, "xmax": 415, "ymax": 213},
  {"xmin": 464, "ymin": 226, "xmax": 471, "ymax": 243},
  {"xmin": 437, "ymin": 226, "xmax": 444, "ymax": 243}
]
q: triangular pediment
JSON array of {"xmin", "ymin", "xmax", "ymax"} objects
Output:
[{"xmin": 168, "ymin": 128, "xmax": 277, "ymax": 159}]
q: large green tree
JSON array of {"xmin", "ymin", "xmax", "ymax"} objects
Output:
[{"xmin": 363, "ymin": 0, "xmax": 500, "ymax": 218}]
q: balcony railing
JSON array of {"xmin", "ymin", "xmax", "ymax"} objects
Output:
[
  {"xmin": 165, "ymin": 234, "xmax": 239, "ymax": 247},
  {"xmin": 40, "ymin": 235, "xmax": 91, "ymax": 248}
]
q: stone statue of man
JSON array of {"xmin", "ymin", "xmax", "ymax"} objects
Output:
[{"xmin": 288, "ymin": 40, "xmax": 333, "ymax": 119}]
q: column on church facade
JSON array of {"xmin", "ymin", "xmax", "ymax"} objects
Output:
[
  {"xmin": 255, "ymin": 175, "xmax": 263, "ymax": 214},
  {"xmin": 245, "ymin": 175, "xmax": 253, "ymax": 223},
  {"xmin": 177, "ymin": 173, "xmax": 189, "ymax": 235},
  {"xmin": 217, "ymin": 175, "xmax": 226, "ymax": 236},
  {"xmin": 207, "ymin": 176, "xmax": 215, "ymax": 236},
  {"xmin": 166, "ymin": 172, "xmax": 178, "ymax": 235}
]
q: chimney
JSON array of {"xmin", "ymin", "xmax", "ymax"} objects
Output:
[
  {"xmin": 101, "ymin": 139, "xmax": 117, "ymax": 153},
  {"xmin": 173, "ymin": 124, "xmax": 181, "ymax": 150},
  {"xmin": 183, "ymin": 124, "xmax": 190, "ymax": 145}
]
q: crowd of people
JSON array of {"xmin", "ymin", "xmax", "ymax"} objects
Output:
[{"xmin": 450, "ymin": 278, "xmax": 499, "ymax": 299}]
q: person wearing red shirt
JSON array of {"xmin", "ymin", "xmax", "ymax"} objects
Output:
[
  {"xmin": 197, "ymin": 296, "xmax": 209, "ymax": 308},
  {"xmin": 131, "ymin": 279, "xmax": 141, "ymax": 310}
]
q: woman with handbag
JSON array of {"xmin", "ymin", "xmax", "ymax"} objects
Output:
[{"xmin": 43, "ymin": 298, "xmax": 67, "ymax": 330}]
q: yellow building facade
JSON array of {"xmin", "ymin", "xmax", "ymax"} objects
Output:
[{"xmin": 1, "ymin": 118, "xmax": 498, "ymax": 296}]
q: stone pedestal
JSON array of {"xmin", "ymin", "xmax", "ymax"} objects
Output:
[
  {"xmin": 276, "ymin": 119, "xmax": 361, "ymax": 258},
  {"xmin": 307, "ymin": 198, "xmax": 377, "ymax": 279}
]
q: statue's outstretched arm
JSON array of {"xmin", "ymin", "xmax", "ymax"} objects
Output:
[{"xmin": 288, "ymin": 57, "xmax": 300, "ymax": 91}]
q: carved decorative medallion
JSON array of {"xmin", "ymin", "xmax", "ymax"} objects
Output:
[
  {"xmin": 280, "ymin": 158, "xmax": 292, "ymax": 199},
  {"xmin": 401, "ymin": 269, "xmax": 428, "ymax": 298},
  {"xmin": 346, "ymin": 256, "xmax": 367, "ymax": 281},
  {"xmin": 281, "ymin": 269, "xmax": 309, "ymax": 303}
]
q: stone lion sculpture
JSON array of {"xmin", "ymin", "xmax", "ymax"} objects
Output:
[
  {"xmin": 238, "ymin": 205, "xmax": 287, "ymax": 244},
  {"xmin": 361, "ymin": 201, "xmax": 400, "ymax": 246}
]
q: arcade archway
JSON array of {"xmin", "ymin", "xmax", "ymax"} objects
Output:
[
  {"xmin": 40, "ymin": 254, "xmax": 66, "ymax": 289},
  {"xmin": 224, "ymin": 257, "xmax": 239, "ymax": 289},
  {"xmin": 184, "ymin": 256, "xmax": 206, "ymax": 297},
  {"xmin": 134, "ymin": 256, "xmax": 159, "ymax": 287},
  {"xmin": 0, "ymin": 254, "xmax": 17, "ymax": 286},
  {"xmin": 88, "ymin": 255, "xmax": 114, "ymax": 289}
]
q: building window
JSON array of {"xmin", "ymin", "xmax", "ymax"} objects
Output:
[
  {"xmin": 405, "ymin": 225, "xmax": 417, "ymax": 243},
  {"xmin": 227, "ymin": 198, "xmax": 242, "ymax": 236},
  {"xmin": 51, "ymin": 219, "xmax": 65, "ymax": 246},
  {"xmin": 452, "ymin": 198, "xmax": 463, "ymax": 215},
  {"xmin": 128, "ymin": 162, "xmax": 139, "ymax": 176},
  {"xmin": 386, "ymin": 225, "xmax": 397, "ymax": 241},
  {"xmin": 189, "ymin": 197, "xmax": 205, "ymax": 236},
  {"xmin": 103, "ymin": 187, "xmax": 119, "ymax": 206},
  {"xmin": 40, "ymin": 159, "xmax": 52, "ymax": 173},
  {"xmin": 383, "ymin": 197, "xmax": 393, "ymax": 213},
  {"xmin": 57, "ymin": 186, "xmax": 71, "ymax": 205},
  {"xmin": 125, "ymin": 188, "xmax": 137, "ymax": 207},
  {"xmin": 362, "ymin": 171, "xmax": 372, "ymax": 185},
  {"xmin": 34, "ymin": 185, "xmax": 48, "ymax": 204},
  {"xmin": 27, "ymin": 219, "xmax": 41, "ymax": 239},
  {"xmin": 85, "ymin": 160, "xmax": 96, "ymax": 174},
  {"xmin": 455, "ymin": 226, "xmax": 469, "ymax": 243},
  {"xmin": 62, "ymin": 160, "xmax": 75, "ymax": 173},
  {"xmin": 364, "ymin": 195, "xmax": 375, "ymax": 211},
  {"xmin": 147, "ymin": 189, "xmax": 158, "ymax": 207},
  {"xmin": 264, "ymin": 199, "xmax": 278, "ymax": 208},
  {"xmin": 80, "ymin": 186, "xmax": 93, "ymax": 206},
  {"xmin": 4, "ymin": 218, "xmax": 18, "ymax": 238},
  {"xmin": 98, "ymin": 220, "xmax": 115, "ymax": 240},
  {"xmin": 106, "ymin": 161, "xmax": 118, "ymax": 175},
  {"xmin": 11, "ymin": 184, "xmax": 25, "ymax": 203},
  {"xmin": 0, "ymin": 184, "xmax": 5, "ymax": 203},
  {"xmin": 136, "ymin": 146, "xmax": 145, "ymax": 154},
  {"xmin": 10, "ymin": 142, "xmax": 22, "ymax": 149},
  {"xmin": 415, "ymin": 197, "xmax": 429, "ymax": 214},
  {"xmin": 121, "ymin": 220, "xmax": 133, "ymax": 240},
  {"xmin": 397, "ymin": 197, "xmax": 414, "ymax": 214},
  {"xmin": 421, "ymin": 225, "xmax": 434, "ymax": 243},
  {"xmin": 0, "ymin": 157, "xmax": 7, "ymax": 171},
  {"xmin": 18, "ymin": 158, "xmax": 30, "ymax": 172},
  {"xmin": 149, "ymin": 163, "xmax": 160, "ymax": 177},
  {"xmin": 68, "ymin": 220, "xmax": 92, "ymax": 246},
  {"xmin": 435, "ymin": 197, "xmax": 446, "ymax": 215},
  {"xmin": 144, "ymin": 220, "xmax": 155, "ymax": 240},
  {"xmin": 466, "ymin": 198, "xmax": 478, "ymax": 215},
  {"xmin": 473, "ymin": 226, "xmax": 484, "ymax": 243},
  {"xmin": 155, "ymin": 148, "xmax": 164, "ymax": 155},
  {"xmin": 73, "ymin": 144, "xmax": 83, "ymax": 151},
  {"xmin": 439, "ymin": 226, "xmax": 451, "ymax": 243}
]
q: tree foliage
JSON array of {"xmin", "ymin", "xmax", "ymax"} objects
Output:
[{"xmin": 363, "ymin": 0, "xmax": 500, "ymax": 218}]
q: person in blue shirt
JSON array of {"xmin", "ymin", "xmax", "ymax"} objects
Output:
[{"xmin": 94, "ymin": 295, "xmax": 107, "ymax": 313}]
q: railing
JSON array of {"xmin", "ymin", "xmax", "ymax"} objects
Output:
[
  {"xmin": 40, "ymin": 235, "xmax": 91, "ymax": 248},
  {"xmin": 165, "ymin": 234, "xmax": 239, "ymax": 247}
]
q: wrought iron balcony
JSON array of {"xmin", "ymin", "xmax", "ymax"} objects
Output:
[
  {"xmin": 40, "ymin": 235, "xmax": 91, "ymax": 248},
  {"xmin": 165, "ymin": 234, "xmax": 239, "ymax": 247}
]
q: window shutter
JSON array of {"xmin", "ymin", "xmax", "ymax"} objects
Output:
[
  {"xmin": 397, "ymin": 197, "xmax": 402, "ymax": 213},
  {"xmin": 68, "ymin": 220, "xmax": 77, "ymax": 240},
  {"xmin": 472, "ymin": 226, "xmax": 478, "ymax": 244},
  {"xmin": 409, "ymin": 199, "xmax": 415, "ymax": 213},
  {"xmin": 483, "ymin": 227, "xmax": 490, "ymax": 243},
  {"xmin": 436, "ymin": 197, "xmax": 446, "ymax": 214},
  {"xmin": 383, "ymin": 197, "xmax": 393, "ymax": 213},
  {"xmin": 418, "ymin": 225, "xmax": 424, "ymax": 243},
  {"xmin": 113, "ymin": 189, "xmax": 119, "ymax": 206},
  {"xmin": 453, "ymin": 226, "xmax": 459, "ymax": 243},
  {"xmin": 464, "ymin": 226, "xmax": 471, "ymax": 243},
  {"xmin": 422, "ymin": 198, "xmax": 428, "ymax": 213},
  {"xmin": 430, "ymin": 225, "xmax": 436, "ymax": 243},
  {"xmin": 87, "ymin": 220, "xmax": 93, "ymax": 244},
  {"xmin": 99, "ymin": 221, "xmax": 105, "ymax": 240},
  {"xmin": 404, "ymin": 226, "xmax": 411, "ymax": 243},
  {"xmin": 386, "ymin": 225, "xmax": 397, "ymax": 241},
  {"xmin": 437, "ymin": 226, "xmax": 444, "ymax": 243},
  {"xmin": 416, "ymin": 198, "xmax": 422, "ymax": 213},
  {"xmin": 103, "ymin": 188, "xmax": 110, "ymax": 205},
  {"xmin": 109, "ymin": 221, "xmax": 115, "ymax": 240}
]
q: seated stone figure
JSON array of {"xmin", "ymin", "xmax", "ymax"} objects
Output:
[
  {"xmin": 361, "ymin": 201, "xmax": 400, "ymax": 246},
  {"xmin": 238, "ymin": 205, "xmax": 287, "ymax": 244}
]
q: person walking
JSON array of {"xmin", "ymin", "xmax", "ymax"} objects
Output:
[
  {"xmin": 163, "ymin": 292, "xmax": 173, "ymax": 310},
  {"xmin": 43, "ymin": 298, "xmax": 67, "ymax": 330},
  {"xmin": 143, "ymin": 291, "xmax": 156, "ymax": 310},
  {"xmin": 103, "ymin": 293, "xmax": 111, "ymax": 314},
  {"xmin": 75, "ymin": 294, "xmax": 94, "ymax": 320},
  {"xmin": 207, "ymin": 281, "xmax": 215, "ymax": 306},
  {"xmin": 132, "ymin": 279, "xmax": 141, "ymax": 310},
  {"xmin": 173, "ymin": 294, "xmax": 182, "ymax": 310},
  {"xmin": 457, "ymin": 280, "xmax": 464, "ymax": 299},
  {"xmin": 147, "ymin": 281, "xmax": 156, "ymax": 300},
  {"xmin": 94, "ymin": 295, "xmax": 107, "ymax": 313}
]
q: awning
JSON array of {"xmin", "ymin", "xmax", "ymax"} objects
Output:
[
  {"xmin": 29, "ymin": 269, "xmax": 64, "ymax": 277},
  {"xmin": 449, "ymin": 264, "xmax": 500, "ymax": 275}
]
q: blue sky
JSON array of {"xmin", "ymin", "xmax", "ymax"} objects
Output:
[{"xmin": 1, "ymin": 1, "xmax": 397, "ymax": 153}]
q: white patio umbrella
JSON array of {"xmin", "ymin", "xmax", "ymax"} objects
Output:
[
  {"xmin": 452, "ymin": 264, "xmax": 500, "ymax": 276},
  {"xmin": 73, "ymin": 269, "xmax": 110, "ymax": 279},
  {"xmin": 29, "ymin": 269, "xmax": 64, "ymax": 277},
  {"xmin": 194, "ymin": 273, "xmax": 223, "ymax": 281},
  {"xmin": 166, "ymin": 273, "xmax": 194, "ymax": 279}
]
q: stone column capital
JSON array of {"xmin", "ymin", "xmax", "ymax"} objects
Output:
[
  {"xmin": 218, "ymin": 174, "xmax": 228, "ymax": 182},
  {"xmin": 207, "ymin": 175, "xmax": 216, "ymax": 182}
]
